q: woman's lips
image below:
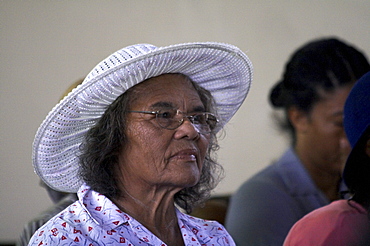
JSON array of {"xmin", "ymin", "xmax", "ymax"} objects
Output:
[{"xmin": 171, "ymin": 149, "xmax": 197, "ymax": 161}]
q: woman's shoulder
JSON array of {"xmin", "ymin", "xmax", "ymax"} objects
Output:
[
  {"xmin": 179, "ymin": 211, "xmax": 236, "ymax": 245},
  {"xmin": 28, "ymin": 200, "xmax": 91, "ymax": 245},
  {"xmin": 233, "ymin": 160, "xmax": 292, "ymax": 200},
  {"xmin": 180, "ymin": 210, "xmax": 223, "ymax": 225},
  {"xmin": 179, "ymin": 210, "xmax": 229, "ymax": 233},
  {"xmin": 240, "ymin": 148, "xmax": 301, "ymax": 187}
]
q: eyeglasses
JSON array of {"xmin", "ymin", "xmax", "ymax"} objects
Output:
[{"xmin": 129, "ymin": 108, "xmax": 219, "ymax": 133}]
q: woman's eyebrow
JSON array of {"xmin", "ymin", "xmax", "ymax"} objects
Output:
[
  {"xmin": 192, "ymin": 105, "xmax": 206, "ymax": 112},
  {"xmin": 150, "ymin": 101, "xmax": 174, "ymax": 109},
  {"xmin": 150, "ymin": 102, "xmax": 206, "ymax": 112}
]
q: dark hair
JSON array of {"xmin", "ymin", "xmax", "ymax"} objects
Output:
[
  {"xmin": 79, "ymin": 73, "xmax": 223, "ymax": 213},
  {"xmin": 269, "ymin": 37, "xmax": 370, "ymax": 144}
]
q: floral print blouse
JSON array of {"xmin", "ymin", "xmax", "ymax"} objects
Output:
[{"xmin": 28, "ymin": 184, "xmax": 235, "ymax": 246}]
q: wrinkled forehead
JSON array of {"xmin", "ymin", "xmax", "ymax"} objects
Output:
[
  {"xmin": 128, "ymin": 73, "xmax": 205, "ymax": 109},
  {"xmin": 132, "ymin": 73, "xmax": 192, "ymax": 91}
]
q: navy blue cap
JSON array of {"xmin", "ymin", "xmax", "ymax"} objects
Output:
[{"xmin": 343, "ymin": 71, "xmax": 370, "ymax": 191}]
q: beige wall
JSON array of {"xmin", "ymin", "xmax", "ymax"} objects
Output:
[{"xmin": 1, "ymin": 0, "xmax": 369, "ymax": 242}]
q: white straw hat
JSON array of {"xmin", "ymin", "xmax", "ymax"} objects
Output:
[{"xmin": 33, "ymin": 42, "xmax": 253, "ymax": 192}]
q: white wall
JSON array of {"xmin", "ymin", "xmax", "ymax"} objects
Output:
[{"xmin": 1, "ymin": 0, "xmax": 369, "ymax": 242}]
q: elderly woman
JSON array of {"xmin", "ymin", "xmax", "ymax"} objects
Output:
[{"xmin": 29, "ymin": 42, "xmax": 253, "ymax": 245}]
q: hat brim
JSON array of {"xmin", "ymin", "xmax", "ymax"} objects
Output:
[{"xmin": 32, "ymin": 42, "xmax": 253, "ymax": 192}]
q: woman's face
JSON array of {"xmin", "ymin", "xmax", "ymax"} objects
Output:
[
  {"xmin": 298, "ymin": 85, "xmax": 353, "ymax": 174},
  {"xmin": 117, "ymin": 74, "xmax": 210, "ymax": 192}
]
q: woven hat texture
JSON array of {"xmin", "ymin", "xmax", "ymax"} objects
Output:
[{"xmin": 33, "ymin": 42, "xmax": 253, "ymax": 192}]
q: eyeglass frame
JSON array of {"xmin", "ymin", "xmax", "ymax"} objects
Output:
[{"xmin": 128, "ymin": 108, "xmax": 219, "ymax": 134}]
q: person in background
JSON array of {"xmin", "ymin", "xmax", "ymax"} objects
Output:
[
  {"xmin": 28, "ymin": 42, "xmax": 253, "ymax": 245},
  {"xmin": 225, "ymin": 37, "xmax": 370, "ymax": 246},
  {"xmin": 16, "ymin": 79, "xmax": 83, "ymax": 246},
  {"xmin": 283, "ymin": 71, "xmax": 370, "ymax": 246}
]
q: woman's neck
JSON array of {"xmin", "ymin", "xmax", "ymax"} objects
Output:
[
  {"xmin": 112, "ymin": 187, "xmax": 185, "ymax": 246},
  {"xmin": 311, "ymin": 171, "xmax": 342, "ymax": 201},
  {"xmin": 295, "ymin": 146, "xmax": 342, "ymax": 201}
]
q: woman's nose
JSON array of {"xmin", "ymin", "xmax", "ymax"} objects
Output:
[
  {"xmin": 340, "ymin": 136, "xmax": 351, "ymax": 150},
  {"xmin": 174, "ymin": 118, "xmax": 200, "ymax": 140},
  {"xmin": 339, "ymin": 134, "xmax": 352, "ymax": 162}
]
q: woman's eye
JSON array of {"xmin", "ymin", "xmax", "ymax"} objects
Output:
[
  {"xmin": 333, "ymin": 121, "xmax": 343, "ymax": 127},
  {"xmin": 193, "ymin": 114, "xmax": 206, "ymax": 124},
  {"xmin": 158, "ymin": 109, "xmax": 175, "ymax": 119}
]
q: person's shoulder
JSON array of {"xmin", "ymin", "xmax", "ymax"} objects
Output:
[
  {"xmin": 299, "ymin": 200, "xmax": 366, "ymax": 220},
  {"xmin": 180, "ymin": 212, "xmax": 228, "ymax": 234},
  {"xmin": 239, "ymin": 148, "xmax": 308, "ymax": 193},
  {"xmin": 28, "ymin": 201, "xmax": 93, "ymax": 245},
  {"xmin": 181, "ymin": 211, "xmax": 220, "ymax": 224},
  {"xmin": 286, "ymin": 200, "xmax": 360, "ymax": 234},
  {"xmin": 230, "ymin": 162, "xmax": 299, "ymax": 215},
  {"xmin": 181, "ymin": 213, "xmax": 236, "ymax": 245},
  {"xmin": 27, "ymin": 212, "xmax": 74, "ymax": 245},
  {"xmin": 284, "ymin": 200, "xmax": 370, "ymax": 246},
  {"xmin": 235, "ymin": 161, "xmax": 287, "ymax": 195}
]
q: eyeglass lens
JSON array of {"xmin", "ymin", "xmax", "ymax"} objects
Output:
[{"xmin": 155, "ymin": 108, "xmax": 217, "ymax": 132}]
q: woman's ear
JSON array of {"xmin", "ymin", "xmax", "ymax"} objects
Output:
[{"xmin": 288, "ymin": 107, "xmax": 309, "ymax": 134}]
